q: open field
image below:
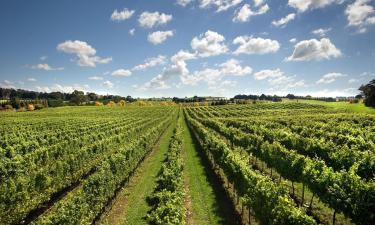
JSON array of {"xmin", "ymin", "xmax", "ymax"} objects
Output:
[{"xmin": 1, "ymin": 102, "xmax": 374, "ymax": 225}]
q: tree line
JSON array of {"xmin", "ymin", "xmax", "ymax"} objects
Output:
[{"xmin": 0, "ymin": 88, "xmax": 136, "ymax": 109}]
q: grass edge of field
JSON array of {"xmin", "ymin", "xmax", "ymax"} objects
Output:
[
  {"xmin": 98, "ymin": 116, "xmax": 177, "ymax": 225},
  {"xmin": 181, "ymin": 110, "xmax": 240, "ymax": 225}
]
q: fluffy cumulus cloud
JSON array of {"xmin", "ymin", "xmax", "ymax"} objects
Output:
[
  {"xmin": 102, "ymin": 80, "xmax": 114, "ymax": 88},
  {"xmin": 290, "ymin": 38, "xmax": 297, "ymax": 43},
  {"xmin": 233, "ymin": 3, "xmax": 269, "ymax": 22},
  {"xmin": 218, "ymin": 58, "xmax": 253, "ymax": 76},
  {"xmin": 254, "ymin": 68, "xmax": 306, "ymax": 90},
  {"xmin": 111, "ymin": 69, "xmax": 132, "ymax": 77},
  {"xmin": 147, "ymin": 30, "xmax": 174, "ymax": 45},
  {"xmin": 177, "ymin": 0, "xmax": 194, "ymax": 6},
  {"xmin": 110, "ymin": 8, "xmax": 135, "ymax": 21},
  {"xmin": 253, "ymin": 0, "xmax": 264, "ymax": 7},
  {"xmin": 191, "ymin": 30, "xmax": 228, "ymax": 57},
  {"xmin": 57, "ymin": 40, "xmax": 112, "ymax": 67},
  {"xmin": 316, "ymin": 72, "xmax": 346, "ymax": 84},
  {"xmin": 141, "ymin": 62, "xmax": 189, "ymax": 90},
  {"xmin": 88, "ymin": 76, "xmax": 103, "ymax": 80},
  {"xmin": 132, "ymin": 55, "xmax": 166, "ymax": 71},
  {"xmin": 181, "ymin": 58, "xmax": 252, "ymax": 86},
  {"xmin": 345, "ymin": 0, "xmax": 375, "ymax": 33},
  {"xmin": 286, "ymin": 38, "xmax": 341, "ymax": 61},
  {"xmin": 31, "ymin": 63, "xmax": 64, "ymax": 71},
  {"xmin": 272, "ymin": 13, "xmax": 296, "ymax": 27},
  {"xmin": 254, "ymin": 68, "xmax": 284, "ymax": 80},
  {"xmin": 129, "ymin": 28, "xmax": 135, "ymax": 36},
  {"xmin": 171, "ymin": 50, "xmax": 197, "ymax": 63},
  {"xmin": 139, "ymin": 50, "xmax": 196, "ymax": 90},
  {"xmin": 138, "ymin": 11, "xmax": 172, "ymax": 28},
  {"xmin": 311, "ymin": 28, "xmax": 332, "ymax": 37},
  {"xmin": 288, "ymin": 0, "xmax": 344, "ymax": 12},
  {"xmin": 199, "ymin": 0, "xmax": 243, "ymax": 12},
  {"xmin": 233, "ymin": 36, "xmax": 280, "ymax": 55},
  {"xmin": 36, "ymin": 84, "xmax": 90, "ymax": 93}
]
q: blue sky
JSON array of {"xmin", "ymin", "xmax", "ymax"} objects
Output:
[{"xmin": 0, "ymin": 0, "xmax": 374, "ymax": 97}]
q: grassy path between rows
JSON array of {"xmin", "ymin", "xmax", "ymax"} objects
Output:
[
  {"xmin": 98, "ymin": 121, "xmax": 176, "ymax": 225},
  {"xmin": 181, "ymin": 112, "xmax": 239, "ymax": 225}
]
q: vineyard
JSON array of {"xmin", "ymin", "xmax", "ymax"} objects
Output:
[{"xmin": 0, "ymin": 102, "xmax": 374, "ymax": 225}]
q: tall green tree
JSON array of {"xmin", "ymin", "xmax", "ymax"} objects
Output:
[
  {"xmin": 70, "ymin": 90, "xmax": 87, "ymax": 105},
  {"xmin": 359, "ymin": 79, "xmax": 375, "ymax": 107}
]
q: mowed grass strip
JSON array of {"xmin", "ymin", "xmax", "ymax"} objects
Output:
[
  {"xmin": 181, "ymin": 113, "xmax": 239, "ymax": 225},
  {"xmin": 99, "ymin": 121, "xmax": 176, "ymax": 225}
]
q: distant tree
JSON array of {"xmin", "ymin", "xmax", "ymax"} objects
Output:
[
  {"xmin": 70, "ymin": 90, "xmax": 86, "ymax": 105},
  {"xmin": 87, "ymin": 92, "xmax": 98, "ymax": 101},
  {"xmin": 48, "ymin": 92, "xmax": 64, "ymax": 100},
  {"xmin": 259, "ymin": 94, "xmax": 267, "ymax": 100},
  {"xmin": 286, "ymin": 94, "xmax": 296, "ymax": 99},
  {"xmin": 359, "ymin": 79, "xmax": 375, "ymax": 107},
  {"xmin": 355, "ymin": 94, "xmax": 362, "ymax": 99},
  {"xmin": 10, "ymin": 97, "xmax": 21, "ymax": 109}
]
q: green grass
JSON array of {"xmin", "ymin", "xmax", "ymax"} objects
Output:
[
  {"xmin": 99, "ymin": 120, "xmax": 176, "ymax": 225},
  {"xmin": 283, "ymin": 99, "xmax": 375, "ymax": 114},
  {"xmin": 181, "ymin": 112, "xmax": 238, "ymax": 225}
]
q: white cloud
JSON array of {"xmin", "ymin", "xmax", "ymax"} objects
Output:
[
  {"xmin": 254, "ymin": 68, "xmax": 306, "ymax": 90},
  {"xmin": 140, "ymin": 61, "xmax": 189, "ymax": 90},
  {"xmin": 111, "ymin": 69, "xmax": 132, "ymax": 77},
  {"xmin": 348, "ymin": 78, "xmax": 359, "ymax": 83},
  {"xmin": 191, "ymin": 30, "xmax": 228, "ymax": 57},
  {"xmin": 129, "ymin": 28, "xmax": 135, "ymax": 36},
  {"xmin": 288, "ymin": 0, "xmax": 344, "ymax": 12},
  {"xmin": 289, "ymin": 38, "xmax": 297, "ymax": 43},
  {"xmin": 177, "ymin": 0, "xmax": 194, "ymax": 6},
  {"xmin": 138, "ymin": 11, "xmax": 172, "ymax": 28},
  {"xmin": 40, "ymin": 56, "xmax": 47, "ymax": 61},
  {"xmin": 286, "ymin": 38, "xmax": 341, "ymax": 61},
  {"xmin": 103, "ymin": 80, "xmax": 114, "ymax": 88},
  {"xmin": 253, "ymin": 0, "xmax": 264, "ymax": 7},
  {"xmin": 272, "ymin": 13, "xmax": 296, "ymax": 27},
  {"xmin": 28, "ymin": 78, "xmax": 37, "ymax": 82},
  {"xmin": 219, "ymin": 58, "xmax": 253, "ymax": 76},
  {"xmin": 181, "ymin": 58, "xmax": 252, "ymax": 86},
  {"xmin": 233, "ymin": 36, "xmax": 280, "ymax": 55},
  {"xmin": 233, "ymin": 4, "xmax": 269, "ymax": 22},
  {"xmin": 0, "ymin": 80, "xmax": 16, "ymax": 89},
  {"xmin": 345, "ymin": 0, "xmax": 374, "ymax": 33},
  {"xmin": 367, "ymin": 16, "xmax": 375, "ymax": 24},
  {"xmin": 132, "ymin": 55, "xmax": 166, "ymax": 71},
  {"xmin": 200, "ymin": 0, "xmax": 243, "ymax": 12},
  {"xmin": 147, "ymin": 30, "xmax": 174, "ymax": 45},
  {"xmin": 57, "ymin": 40, "xmax": 112, "ymax": 67},
  {"xmin": 171, "ymin": 50, "xmax": 197, "ymax": 63},
  {"xmin": 31, "ymin": 63, "xmax": 64, "ymax": 71},
  {"xmin": 36, "ymin": 84, "xmax": 90, "ymax": 93},
  {"xmin": 254, "ymin": 68, "xmax": 283, "ymax": 80},
  {"xmin": 88, "ymin": 76, "xmax": 103, "ymax": 80},
  {"xmin": 316, "ymin": 72, "xmax": 346, "ymax": 84},
  {"xmin": 111, "ymin": 8, "xmax": 135, "ymax": 21},
  {"xmin": 311, "ymin": 27, "xmax": 332, "ymax": 37}
]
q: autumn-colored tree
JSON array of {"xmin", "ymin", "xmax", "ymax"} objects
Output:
[{"xmin": 95, "ymin": 101, "xmax": 103, "ymax": 106}]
